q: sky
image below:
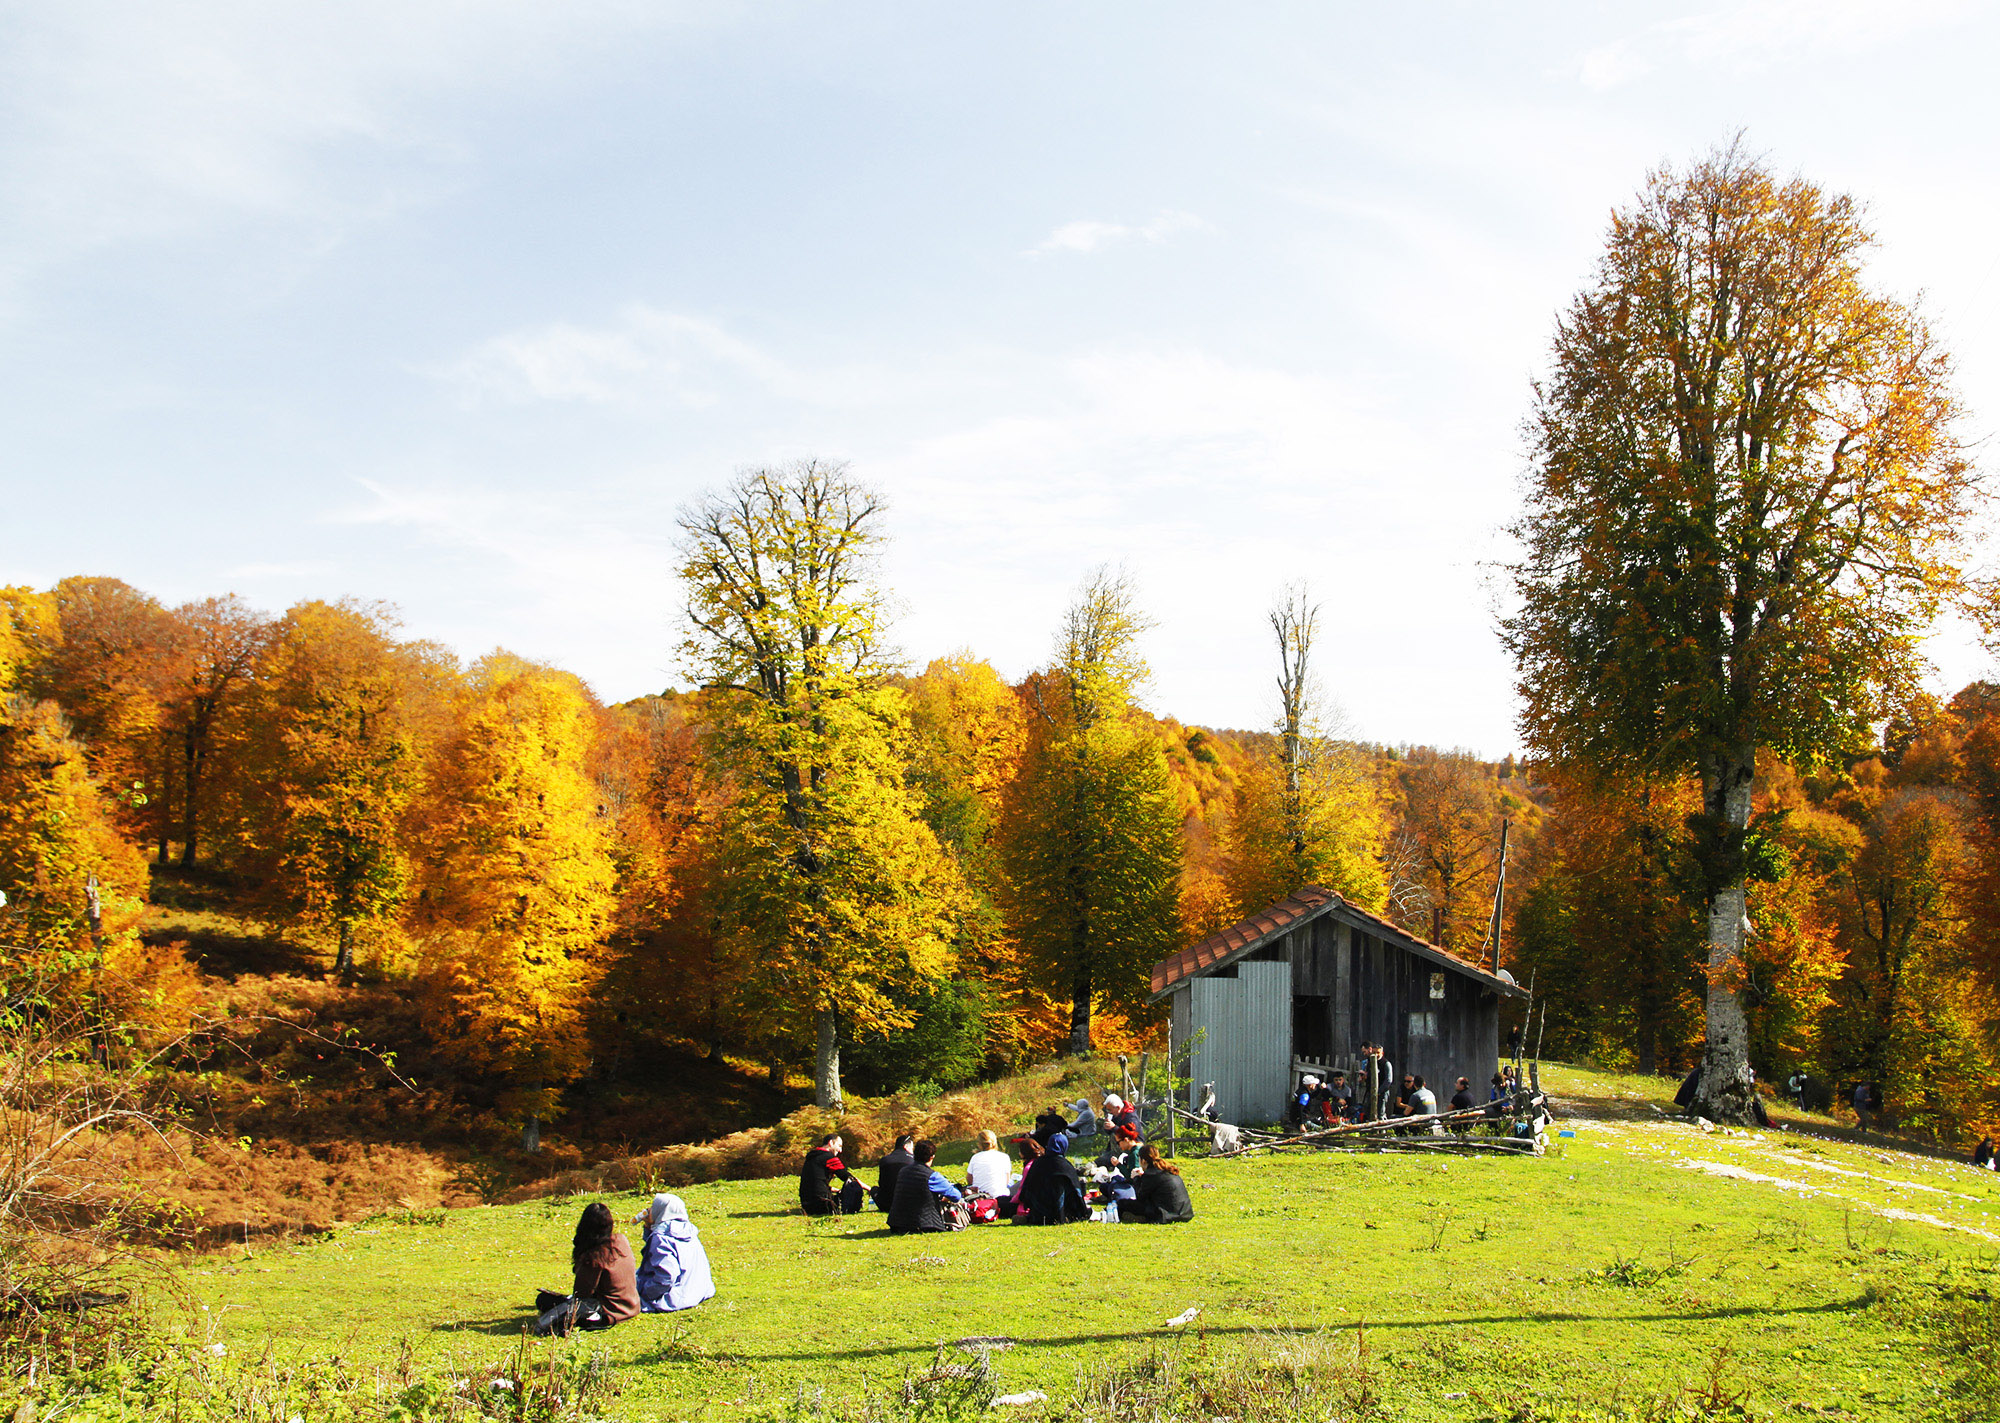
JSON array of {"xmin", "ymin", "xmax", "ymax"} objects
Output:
[{"xmin": 3, "ymin": 1, "xmax": 1997, "ymax": 755}]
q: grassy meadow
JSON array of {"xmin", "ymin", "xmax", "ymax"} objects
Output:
[{"xmin": 125, "ymin": 1065, "xmax": 1999, "ymax": 1422}]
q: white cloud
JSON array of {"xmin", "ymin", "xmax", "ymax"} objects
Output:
[
  {"xmin": 1577, "ymin": 0, "xmax": 1974, "ymax": 91},
  {"xmin": 427, "ymin": 307, "xmax": 789, "ymax": 407},
  {"xmin": 1026, "ymin": 209, "xmax": 1205, "ymax": 257}
]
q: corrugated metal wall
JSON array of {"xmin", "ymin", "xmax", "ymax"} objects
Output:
[{"xmin": 1189, "ymin": 960, "xmax": 1291, "ymax": 1124}]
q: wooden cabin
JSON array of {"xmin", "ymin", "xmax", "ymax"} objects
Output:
[{"xmin": 1151, "ymin": 885, "xmax": 1529, "ymax": 1125}]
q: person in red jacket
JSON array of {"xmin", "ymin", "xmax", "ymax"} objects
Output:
[{"xmin": 533, "ymin": 1202, "xmax": 639, "ymax": 1335}]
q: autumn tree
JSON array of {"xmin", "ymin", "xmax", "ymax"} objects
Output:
[
  {"xmin": 1391, "ymin": 750, "xmax": 1506, "ymax": 951},
  {"xmin": 160, "ymin": 595, "xmax": 271, "ymax": 869},
  {"xmin": 409, "ymin": 655, "xmax": 617, "ymax": 1147},
  {"xmin": 1225, "ymin": 583, "xmax": 1387, "ymax": 914},
  {"xmin": 997, "ymin": 569, "xmax": 1183, "ymax": 1055},
  {"xmin": 1502, "ymin": 144, "xmax": 1981, "ymax": 1124},
  {"xmin": 235, "ymin": 602, "xmax": 417, "ymax": 981},
  {"xmin": 677, "ymin": 461, "xmax": 958, "ymax": 1109},
  {"xmin": 1824, "ymin": 777, "xmax": 1994, "ymax": 1133},
  {"xmin": 0, "ymin": 696, "xmax": 148, "ymax": 993},
  {"xmin": 27, "ymin": 578, "xmax": 177, "ymax": 844}
]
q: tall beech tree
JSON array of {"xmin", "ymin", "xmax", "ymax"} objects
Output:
[
  {"xmin": 999, "ymin": 569, "xmax": 1182, "ymax": 1055},
  {"xmin": 677, "ymin": 461, "xmax": 958, "ymax": 1110},
  {"xmin": 1503, "ymin": 145, "xmax": 1981, "ymax": 1124},
  {"xmin": 1227, "ymin": 584, "xmax": 1388, "ymax": 915}
]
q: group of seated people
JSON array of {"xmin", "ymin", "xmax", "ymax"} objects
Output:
[
  {"xmin": 1288, "ymin": 1066, "xmax": 1504, "ymax": 1133},
  {"xmin": 794, "ymin": 1091, "xmax": 1193, "ymax": 1235},
  {"xmin": 530, "ymin": 1192, "xmax": 717, "ymax": 1336}
]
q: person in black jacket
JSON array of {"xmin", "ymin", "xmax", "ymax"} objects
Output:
[
  {"xmin": 1124, "ymin": 1144, "xmax": 1193, "ymax": 1224},
  {"xmin": 1019, "ymin": 1132, "xmax": 1087, "ymax": 1225},
  {"xmin": 798, "ymin": 1133, "xmax": 864, "ymax": 1216},
  {"xmin": 872, "ymin": 1134, "xmax": 916, "ymax": 1212},
  {"xmin": 1033, "ymin": 1106, "xmax": 1070, "ymax": 1145},
  {"xmin": 886, "ymin": 1140, "xmax": 965, "ymax": 1235}
]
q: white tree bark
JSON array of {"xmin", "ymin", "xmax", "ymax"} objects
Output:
[
  {"xmin": 1696, "ymin": 755, "xmax": 1759, "ymax": 1125},
  {"xmin": 814, "ymin": 1007, "xmax": 843, "ymax": 1111}
]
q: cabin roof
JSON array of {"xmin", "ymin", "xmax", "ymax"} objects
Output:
[{"xmin": 1148, "ymin": 885, "xmax": 1529, "ymax": 1000}]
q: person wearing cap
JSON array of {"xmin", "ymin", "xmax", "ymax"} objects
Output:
[
  {"xmin": 1289, "ymin": 1076, "xmax": 1318, "ymax": 1129},
  {"xmin": 632, "ymin": 1193, "xmax": 716, "ymax": 1313}
]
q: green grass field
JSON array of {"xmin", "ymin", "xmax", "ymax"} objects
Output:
[{"xmin": 154, "ymin": 1066, "xmax": 2000, "ymax": 1421}]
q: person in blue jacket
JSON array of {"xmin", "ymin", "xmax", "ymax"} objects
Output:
[{"xmin": 633, "ymin": 1193, "xmax": 716, "ymax": 1313}]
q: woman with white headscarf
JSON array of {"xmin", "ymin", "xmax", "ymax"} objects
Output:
[{"xmin": 633, "ymin": 1193, "xmax": 716, "ymax": 1313}]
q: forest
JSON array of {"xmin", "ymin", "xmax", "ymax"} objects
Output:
[{"xmin": 3, "ymin": 481, "xmax": 1996, "ymax": 1195}]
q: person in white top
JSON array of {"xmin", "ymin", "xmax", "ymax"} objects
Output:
[{"xmin": 964, "ymin": 1130, "xmax": 1014, "ymax": 1197}]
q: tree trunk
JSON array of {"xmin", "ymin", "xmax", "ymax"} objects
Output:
[
  {"xmin": 334, "ymin": 921, "xmax": 355, "ymax": 983},
  {"xmin": 814, "ymin": 1007, "xmax": 843, "ymax": 1110},
  {"xmin": 1067, "ymin": 965, "xmax": 1093, "ymax": 1056},
  {"xmin": 1695, "ymin": 748, "xmax": 1759, "ymax": 1125},
  {"xmin": 178, "ymin": 724, "xmax": 202, "ymax": 869},
  {"xmin": 522, "ymin": 1116, "xmax": 541, "ymax": 1153}
]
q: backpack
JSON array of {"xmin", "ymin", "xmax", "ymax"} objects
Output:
[{"xmin": 967, "ymin": 1195, "xmax": 1000, "ymax": 1225}]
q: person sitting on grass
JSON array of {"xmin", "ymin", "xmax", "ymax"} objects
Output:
[
  {"xmin": 1288, "ymin": 1076, "xmax": 1317, "ymax": 1129},
  {"xmin": 1449, "ymin": 1077, "xmax": 1476, "ymax": 1134},
  {"xmin": 1124, "ymin": 1143, "xmax": 1194, "ymax": 1224},
  {"xmin": 1020, "ymin": 1131, "xmax": 1088, "ymax": 1225},
  {"xmin": 1325, "ymin": 1072, "xmax": 1354, "ymax": 1123},
  {"xmin": 966, "ymin": 1129, "xmax": 1014, "ymax": 1198},
  {"xmin": 887, "ymin": 1140, "xmax": 968, "ymax": 1234},
  {"xmin": 534, "ymin": 1202, "xmax": 639, "ymax": 1336},
  {"xmin": 1034, "ymin": 1104, "xmax": 1071, "ymax": 1145},
  {"xmin": 634, "ymin": 1193, "xmax": 715, "ymax": 1314},
  {"xmin": 1975, "ymin": 1136, "xmax": 1996, "ymax": 1170},
  {"xmin": 1409, "ymin": 1075, "xmax": 1442, "ymax": 1134},
  {"xmin": 1068, "ymin": 1098, "xmax": 1100, "ymax": 1140},
  {"xmin": 1002, "ymin": 1135, "xmax": 1044, "ymax": 1220},
  {"xmin": 872, "ymin": 1133, "xmax": 917, "ymax": 1213},
  {"xmin": 1103, "ymin": 1093, "xmax": 1139, "ymax": 1137},
  {"xmin": 799, "ymin": 1133, "xmax": 865, "ymax": 1216},
  {"xmin": 1095, "ymin": 1123, "xmax": 1141, "ymax": 1176}
]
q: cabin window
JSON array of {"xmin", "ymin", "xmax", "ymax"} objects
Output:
[
  {"xmin": 1409, "ymin": 1010, "xmax": 1438, "ymax": 1039},
  {"xmin": 1209, "ymin": 964, "xmax": 1238, "ymax": 979},
  {"xmin": 1430, "ymin": 972, "xmax": 1446, "ymax": 1000}
]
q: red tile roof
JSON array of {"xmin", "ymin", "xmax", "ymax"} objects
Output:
[
  {"xmin": 1149, "ymin": 885, "xmax": 1526, "ymax": 998},
  {"xmin": 1149, "ymin": 885, "xmax": 1339, "ymax": 996}
]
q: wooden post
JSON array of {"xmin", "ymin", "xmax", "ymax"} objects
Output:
[
  {"xmin": 1118, "ymin": 1053, "xmax": 1131, "ymax": 1103},
  {"xmin": 1135, "ymin": 1050, "xmax": 1151, "ymax": 1140},
  {"xmin": 1165, "ymin": 1021, "xmax": 1176, "ymax": 1159}
]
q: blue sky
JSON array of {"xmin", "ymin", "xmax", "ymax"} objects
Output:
[{"xmin": 3, "ymin": 1, "xmax": 1996, "ymax": 753}]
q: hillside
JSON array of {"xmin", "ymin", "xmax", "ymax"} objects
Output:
[{"xmin": 79, "ymin": 1066, "xmax": 2000, "ymax": 1422}]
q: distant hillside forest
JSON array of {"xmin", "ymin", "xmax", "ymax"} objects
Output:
[{"xmin": 4, "ymin": 504, "xmax": 1997, "ymax": 1159}]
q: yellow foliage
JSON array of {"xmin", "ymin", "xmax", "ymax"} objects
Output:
[{"xmin": 410, "ymin": 655, "xmax": 617, "ymax": 1122}]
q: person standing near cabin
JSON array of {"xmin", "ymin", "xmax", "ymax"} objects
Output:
[{"xmin": 1368, "ymin": 1044, "xmax": 1396, "ymax": 1121}]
